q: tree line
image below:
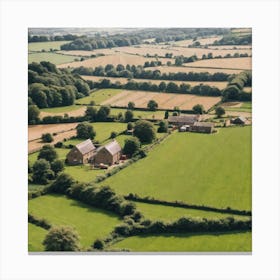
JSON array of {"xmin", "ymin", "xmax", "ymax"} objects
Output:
[
  {"xmin": 28, "ymin": 34, "xmax": 80, "ymax": 43},
  {"xmin": 212, "ymin": 33, "xmax": 252, "ymax": 46}
]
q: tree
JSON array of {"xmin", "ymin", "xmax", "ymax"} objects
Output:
[
  {"xmin": 125, "ymin": 110, "xmax": 134, "ymax": 122},
  {"xmin": 43, "ymin": 226, "xmax": 80, "ymax": 251},
  {"xmin": 85, "ymin": 106, "xmax": 97, "ymax": 121},
  {"xmin": 215, "ymin": 106, "xmax": 226, "ymax": 117},
  {"xmin": 123, "ymin": 137, "xmax": 141, "ymax": 157},
  {"xmin": 76, "ymin": 122, "xmax": 96, "ymax": 139},
  {"xmin": 192, "ymin": 104, "xmax": 204, "ymax": 114},
  {"xmin": 133, "ymin": 120, "xmax": 156, "ymax": 143},
  {"xmin": 28, "ymin": 105, "xmax": 40, "ymax": 124},
  {"xmin": 157, "ymin": 120, "xmax": 168, "ymax": 133},
  {"xmin": 127, "ymin": 122, "xmax": 134, "ymax": 130},
  {"xmin": 158, "ymin": 82, "xmax": 167, "ymax": 92},
  {"xmin": 164, "ymin": 111, "xmax": 169, "ymax": 119},
  {"xmin": 32, "ymin": 159, "xmax": 54, "ymax": 184},
  {"xmin": 147, "ymin": 100, "xmax": 158, "ymax": 111},
  {"xmin": 51, "ymin": 159, "xmax": 65, "ymax": 175},
  {"xmin": 41, "ymin": 133, "xmax": 53, "ymax": 143},
  {"xmin": 110, "ymin": 131, "xmax": 117, "ymax": 139},
  {"xmin": 127, "ymin": 101, "xmax": 135, "ymax": 110},
  {"xmin": 38, "ymin": 145, "xmax": 58, "ymax": 163},
  {"xmin": 50, "ymin": 173, "xmax": 75, "ymax": 193},
  {"xmin": 97, "ymin": 106, "xmax": 110, "ymax": 121},
  {"xmin": 92, "ymin": 239, "xmax": 104, "ymax": 250}
]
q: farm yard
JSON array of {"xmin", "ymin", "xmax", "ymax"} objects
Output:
[{"xmin": 28, "ymin": 27, "xmax": 252, "ymax": 253}]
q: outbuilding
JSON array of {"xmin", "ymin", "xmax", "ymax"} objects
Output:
[
  {"xmin": 168, "ymin": 115, "xmax": 201, "ymax": 127},
  {"xmin": 190, "ymin": 122, "xmax": 215, "ymax": 134}
]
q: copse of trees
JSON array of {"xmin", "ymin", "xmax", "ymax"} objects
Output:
[
  {"xmin": 213, "ymin": 33, "xmax": 252, "ymax": 46},
  {"xmin": 28, "ymin": 105, "xmax": 40, "ymax": 124},
  {"xmin": 28, "ymin": 33, "xmax": 79, "ymax": 43},
  {"xmin": 76, "ymin": 122, "xmax": 96, "ymax": 139},
  {"xmin": 28, "ymin": 62, "xmax": 90, "ymax": 109}
]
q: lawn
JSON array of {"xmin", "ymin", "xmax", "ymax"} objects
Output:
[
  {"xmin": 101, "ymin": 126, "xmax": 252, "ymax": 211},
  {"xmin": 40, "ymin": 105, "xmax": 82, "ymax": 114},
  {"xmin": 76, "ymin": 89, "xmax": 122, "ymax": 105},
  {"xmin": 28, "ymin": 223, "xmax": 48, "ymax": 252},
  {"xmin": 108, "ymin": 231, "xmax": 252, "ymax": 252},
  {"xmin": 28, "ymin": 194, "xmax": 122, "ymax": 249},
  {"xmin": 28, "ymin": 41, "xmax": 71, "ymax": 52},
  {"xmin": 28, "ymin": 52, "xmax": 80, "ymax": 65},
  {"xmin": 134, "ymin": 202, "xmax": 251, "ymax": 222}
]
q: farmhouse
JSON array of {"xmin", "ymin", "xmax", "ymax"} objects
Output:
[
  {"xmin": 66, "ymin": 139, "xmax": 96, "ymax": 165},
  {"xmin": 168, "ymin": 115, "xmax": 201, "ymax": 127},
  {"xmin": 189, "ymin": 122, "xmax": 215, "ymax": 134},
  {"xmin": 94, "ymin": 140, "xmax": 122, "ymax": 166}
]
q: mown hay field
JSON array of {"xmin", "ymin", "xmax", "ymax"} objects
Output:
[
  {"xmin": 28, "ymin": 41, "xmax": 71, "ymax": 52},
  {"xmin": 108, "ymin": 232, "xmax": 252, "ymax": 252},
  {"xmin": 184, "ymin": 57, "xmax": 252, "ymax": 70},
  {"xmin": 40, "ymin": 105, "xmax": 86, "ymax": 118},
  {"xmin": 100, "ymin": 127, "xmax": 252, "ymax": 211},
  {"xmin": 28, "ymin": 52, "xmax": 80, "ymax": 65},
  {"xmin": 101, "ymin": 90, "xmax": 221, "ymax": 111},
  {"xmin": 81, "ymin": 75, "xmax": 228, "ymax": 90},
  {"xmin": 57, "ymin": 53, "xmax": 174, "ymax": 68},
  {"xmin": 28, "ymin": 194, "xmax": 122, "ymax": 248}
]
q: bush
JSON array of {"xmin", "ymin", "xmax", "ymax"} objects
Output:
[
  {"xmin": 54, "ymin": 141, "xmax": 63, "ymax": 148},
  {"xmin": 215, "ymin": 106, "xmax": 225, "ymax": 117},
  {"xmin": 32, "ymin": 159, "xmax": 54, "ymax": 185},
  {"xmin": 123, "ymin": 137, "xmax": 141, "ymax": 157},
  {"xmin": 110, "ymin": 131, "xmax": 118, "ymax": 139},
  {"xmin": 133, "ymin": 120, "xmax": 156, "ymax": 143},
  {"xmin": 41, "ymin": 133, "xmax": 53, "ymax": 143},
  {"xmin": 92, "ymin": 239, "xmax": 105, "ymax": 250},
  {"xmin": 147, "ymin": 100, "xmax": 158, "ymax": 111},
  {"xmin": 50, "ymin": 173, "xmax": 75, "ymax": 193},
  {"xmin": 125, "ymin": 110, "xmax": 134, "ymax": 122},
  {"xmin": 157, "ymin": 120, "xmax": 168, "ymax": 133},
  {"xmin": 127, "ymin": 122, "xmax": 134, "ymax": 130},
  {"xmin": 51, "ymin": 159, "xmax": 65, "ymax": 175},
  {"xmin": 192, "ymin": 104, "xmax": 205, "ymax": 114},
  {"xmin": 38, "ymin": 145, "xmax": 58, "ymax": 163}
]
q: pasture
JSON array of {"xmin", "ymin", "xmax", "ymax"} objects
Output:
[
  {"xmin": 57, "ymin": 49, "xmax": 118, "ymax": 56},
  {"xmin": 28, "ymin": 194, "xmax": 122, "ymax": 248},
  {"xmin": 109, "ymin": 232, "xmax": 252, "ymax": 252},
  {"xmin": 28, "ymin": 52, "xmax": 80, "ymax": 65},
  {"xmin": 173, "ymin": 36, "xmax": 223, "ymax": 47},
  {"xmin": 28, "ymin": 223, "xmax": 48, "ymax": 252},
  {"xmin": 101, "ymin": 90, "xmax": 221, "ymax": 111},
  {"xmin": 28, "ymin": 41, "xmax": 71, "ymax": 52},
  {"xmin": 222, "ymin": 101, "xmax": 252, "ymax": 113},
  {"xmin": 81, "ymin": 75, "xmax": 228, "ymax": 90},
  {"xmin": 100, "ymin": 127, "xmax": 252, "ymax": 211}
]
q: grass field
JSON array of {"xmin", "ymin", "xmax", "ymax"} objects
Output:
[
  {"xmin": 28, "ymin": 41, "xmax": 71, "ymax": 52},
  {"xmin": 40, "ymin": 105, "xmax": 83, "ymax": 113},
  {"xmin": 28, "ymin": 223, "xmax": 48, "ymax": 252},
  {"xmin": 28, "ymin": 194, "xmax": 122, "ymax": 249},
  {"xmin": 108, "ymin": 231, "xmax": 251, "ymax": 252},
  {"xmin": 134, "ymin": 202, "xmax": 251, "ymax": 222},
  {"xmin": 101, "ymin": 127, "xmax": 252, "ymax": 211},
  {"xmin": 28, "ymin": 52, "xmax": 80, "ymax": 65},
  {"xmin": 223, "ymin": 102, "xmax": 252, "ymax": 113},
  {"xmin": 76, "ymin": 89, "xmax": 122, "ymax": 105}
]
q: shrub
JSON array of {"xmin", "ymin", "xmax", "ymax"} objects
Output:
[
  {"xmin": 92, "ymin": 239, "xmax": 105, "ymax": 250},
  {"xmin": 50, "ymin": 173, "xmax": 75, "ymax": 193},
  {"xmin": 32, "ymin": 159, "xmax": 54, "ymax": 184},
  {"xmin": 123, "ymin": 137, "xmax": 141, "ymax": 157},
  {"xmin": 41, "ymin": 133, "xmax": 54, "ymax": 143},
  {"xmin": 157, "ymin": 120, "xmax": 168, "ymax": 133},
  {"xmin": 54, "ymin": 141, "xmax": 63, "ymax": 148},
  {"xmin": 192, "ymin": 104, "xmax": 204, "ymax": 114},
  {"xmin": 133, "ymin": 120, "xmax": 156, "ymax": 143},
  {"xmin": 110, "ymin": 131, "xmax": 118, "ymax": 139},
  {"xmin": 38, "ymin": 145, "xmax": 58, "ymax": 163}
]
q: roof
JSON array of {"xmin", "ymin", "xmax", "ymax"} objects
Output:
[
  {"xmin": 193, "ymin": 122, "xmax": 214, "ymax": 127},
  {"xmin": 102, "ymin": 140, "xmax": 121, "ymax": 156},
  {"xmin": 235, "ymin": 116, "xmax": 247, "ymax": 122},
  {"xmin": 75, "ymin": 139, "xmax": 96, "ymax": 155},
  {"xmin": 168, "ymin": 115, "xmax": 201, "ymax": 123}
]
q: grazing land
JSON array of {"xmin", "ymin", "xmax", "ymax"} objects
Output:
[
  {"xmin": 101, "ymin": 90, "xmax": 221, "ymax": 111},
  {"xmin": 222, "ymin": 102, "xmax": 252, "ymax": 113},
  {"xmin": 109, "ymin": 232, "xmax": 252, "ymax": 252},
  {"xmin": 28, "ymin": 223, "xmax": 48, "ymax": 252},
  {"xmin": 81, "ymin": 76, "xmax": 228, "ymax": 90},
  {"xmin": 28, "ymin": 194, "xmax": 122, "ymax": 248},
  {"xmin": 28, "ymin": 41, "xmax": 71, "ymax": 52},
  {"xmin": 101, "ymin": 127, "xmax": 252, "ymax": 211},
  {"xmin": 40, "ymin": 106, "xmax": 86, "ymax": 118},
  {"xmin": 28, "ymin": 52, "xmax": 81, "ymax": 65}
]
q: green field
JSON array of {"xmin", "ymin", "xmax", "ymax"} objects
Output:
[
  {"xmin": 109, "ymin": 231, "xmax": 252, "ymax": 252},
  {"xmin": 40, "ymin": 105, "xmax": 83, "ymax": 114},
  {"xmin": 224, "ymin": 102, "xmax": 252, "ymax": 113},
  {"xmin": 28, "ymin": 52, "xmax": 80, "ymax": 65},
  {"xmin": 75, "ymin": 89, "xmax": 122, "ymax": 105},
  {"xmin": 28, "ymin": 194, "xmax": 122, "ymax": 249},
  {"xmin": 28, "ymin": 223, "xmax": 48, "ymax": 252},
  {"xmin": 101, "ymin": 127, "xmax": 252, "ymax": 211},
  {"xmin": 28, "ymin": 41, "xmax": 71, "ymax": 52},
  {"xmin": 134, "ymin": 202, "xmax": 250, "ymax": 221}
]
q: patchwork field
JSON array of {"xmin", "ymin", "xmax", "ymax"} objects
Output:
[
  {"xmin": 108, "ymin": 232, "xmax": 252, "ymax": 252},
  {"xmin": 57, "ymin": 53, "xmax": 174, "ymax": 68},
  {"xmin": 101, "ymin": 89, "xmax": 221, "ymax": 111},
  {"xmin": 28, "ymin": 41, "xmax": 71, "ymax": 52},
  {"xmin": 28, "ymin": 52, "xmax": 81, "ymax": 65},
  {"xmin": 81, "ymin": 75, "xmax": 228, "ymax": 90},
  {"xmin": 184, "ymin": 57, "xmax": 252, "ymax": 70},
  {"xmin": 28, "ymin": 194, "xmax": 122, "ymax": 248},
  {"xmin": 100, "ymin": 127, "xmax": 252, "ymax": 211}
]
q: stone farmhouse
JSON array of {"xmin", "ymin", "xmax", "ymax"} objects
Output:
[
  {"xmin": 168, "ymin": 115, "xmax": 201, "ymax": 126},
  {"xmin": 190, "ymin": 122, "xmax": 215, "ymax": 134}
]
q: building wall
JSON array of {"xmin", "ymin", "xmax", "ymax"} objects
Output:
[
  {"xmin": 190, "ymin": 126, "xmax": 213, "ymax": 133},
  {"xmin": 94, "ymin": 148, "xmax": 121, "ymax": 165},
  {"xmin": 66, "ymin": 147, "xmax": 83, "ymax": 165}
]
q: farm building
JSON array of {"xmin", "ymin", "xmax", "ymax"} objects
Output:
[
  {"xmin": 189, "ymin": 122, "xmax": 215, "ymax": 134},
  {"xmin": 66, "ymin": 139, "xmax": 96, "ymax": 165},
  {"xmin": 168, "ymin": 115, "xmax": 201, "ymax": 127},
  {"xmin": 231, "ymin": 116, "xmax": 247, "ymax": 125},
  {"xmin": 94, "ymin": 140, "xmax": 122, "ymax": 166},
  {"xmin": 179, "ymin": 125, "xmax": 190, "ymax": 132}
]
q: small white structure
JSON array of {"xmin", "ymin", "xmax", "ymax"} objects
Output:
[{"xmin": 179, "ymin": 125, "xmax": 190, "ymax": 132}]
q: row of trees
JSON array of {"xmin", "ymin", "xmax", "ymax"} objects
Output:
[
  {"xmin": 212, "ymin": 33, "xmax": 252, "ymax": 46},
  {"xmin": 28, "ymin": 34, "xmax": 79, "ymax": 43}
]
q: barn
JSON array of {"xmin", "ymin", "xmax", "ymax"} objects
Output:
[
  {"xmin": 94, "ymin": 140, "xmax": 122, "ymax": 166},
  {"xmin": 168, "ymin": 115, "xmax": 201, "ymax": 127},
  {"xmin": 232, "ymin": 116, "xmax": 247, "ymax": 125},
  {"xmin": 66, "ymin": 139, "xmax": 96, "ymax": 165},
  {"xmin": 190, "ymin": 122, "xmax": 215, "ymax": 134}
]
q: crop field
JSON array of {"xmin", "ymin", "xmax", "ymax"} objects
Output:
[
  {"xmin": 57, "ymin": 49, "xmax": 118, "ymax": 56},
  {"xmin": 101, "ymin": 90, "xmax": 221, "ymax": 111},
  {"xmin": 28, "ymin": 52, "xmax": 80, "ymax": 65},
  {"xmin": 28, "ymin": 223, "xmax": 48, "ymax": 252},
  {"xmin": 184, "ymin": 57, "xmax": 252, "ymax": 70},
  {"xmin": 57, "ymin": 53, "xmax": 174, "ymax": 68},
  {"xmin": 81, "ymin": 75, "xmax": 228, "ymax": 90},
  {"xmin": 76, "ymin": 89, "xmax": 122, "ymax": 105},
  {"xmin": 28, "ymin": 194, "xmax": 122, "ymax": 248},
  {"xmin": 134, "ymin": 202, "xmax": 250, "ymax": 222},
  {"xmin": 148, "ymin": 65, "xmax": 243, "ymax": 74},
  {"xmin": 108, "ymin": 232, "xmax": 252, "ymax": 252},
  {"xmin": 101, "ymin": 127, "xmax": 252, "ymax": 211},
  {"xmin": 207, "ymin": 45, "xmax": 252, "ymax": 50},
  {"xmin": 28, "ymin": 41, "xmax": 71, "ymax": 52},
  {"xmin": 173, "ymin": 36, "xmax": 223, "ymax": 47}
]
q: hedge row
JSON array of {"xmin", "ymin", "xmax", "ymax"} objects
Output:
[{"xmin": 28, "ymin": 213, "xmax": 51, "ymax": 230}]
